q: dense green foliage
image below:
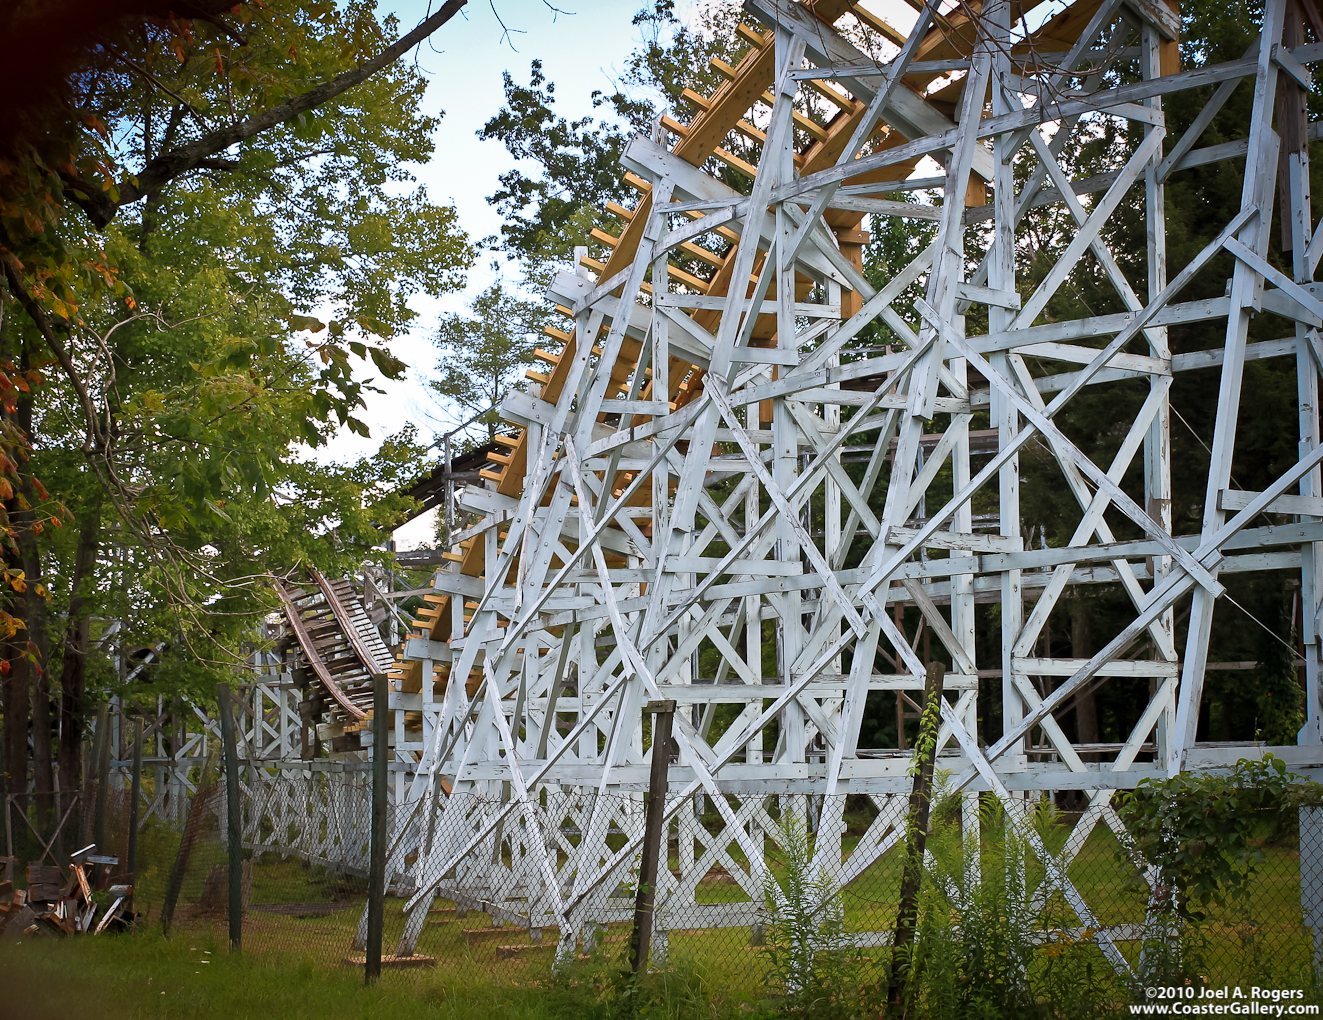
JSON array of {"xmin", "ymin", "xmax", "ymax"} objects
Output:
[
  {"xmin": 1117, "ymin": 755, "xmax": 1323, "ymax": 917},
  {"xmin": 762, "ymin": 814, "xmax": 856, "ymax": 1015},
  {"xmin": 0, "ymin": 1, "xmax": 472, "ymax": 788},
  {"xmin": 432, "ymin": 283, "xmax": 549, "ymax": 443},
  {"xmin": 479, "ymin": 3, "xmax": 748, "ymax": 283}
]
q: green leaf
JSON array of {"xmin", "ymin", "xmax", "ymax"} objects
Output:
[{"xmin": 288, "ymin": 314, "xmax": 326, "ymax": 333}]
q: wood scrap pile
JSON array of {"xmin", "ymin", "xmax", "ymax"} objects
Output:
[{"xmin": 0, "ymin": 850, "xmax": 135, "ymax": 938}]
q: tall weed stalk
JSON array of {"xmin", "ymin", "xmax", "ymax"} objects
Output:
[
  {"xmin": 763, "ymin": 811, "xmax": 870, "ymax": 1018},
  {"xmin": 908, "ymin": 794, "xmax": 1124, "ymax": 1019}
]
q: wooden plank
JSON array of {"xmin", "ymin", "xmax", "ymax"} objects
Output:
[
  {"xmin": 1218, "ymin": 488, "xmax": 1323, "ymax": 516},
  {"xmin": 1013, "ymin": 657, "xmax": 1180, "ymax": 678}
]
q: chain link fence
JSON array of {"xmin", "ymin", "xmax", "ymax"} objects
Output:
[
  {"xmin": 149, "ymin": 764, "xmax": 381, "ymax": 968},
  {"xmin": 8, "ymin": 759, "xmax": 1323, "ymax": 1014},
  {"xmin": 2, "ymin": 757, "xmax": 384, "ymax": 966},
  {"xmin": 375, "ymin": 786, "xmax": 1323, "ymax": 1007}
]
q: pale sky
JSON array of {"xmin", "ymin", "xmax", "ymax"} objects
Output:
[{"xmin": 321, "ymin": 1, "xmax": 669, "ymax": 466}]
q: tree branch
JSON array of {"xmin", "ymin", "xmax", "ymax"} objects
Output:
[
  {"xmin": 115, "ymin": 54, "xmax": 212, "ymax": 131},
  {"xmin": 193, "ymin": 11, "xmax": 248, "ymax": 46},
  {"xmin": 66, "ymin": 0, "xmax": 467, "ymax": 228},
  {"xmin": 1, "ymin": 258, "xmax": 104, "ymax": 455}
]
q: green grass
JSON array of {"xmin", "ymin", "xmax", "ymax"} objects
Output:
[
  {"xmin": 10, "ymin": 808, "xmax": 1317, "ymax": 1019},
  {"xmin": 0, "ymin": 923, "xmax": 766, "ymax": 1020}
]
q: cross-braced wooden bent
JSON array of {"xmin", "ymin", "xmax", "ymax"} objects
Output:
[{"xmin": 386, "ymin": 0, "xmax": 1323, "ymax": 969}]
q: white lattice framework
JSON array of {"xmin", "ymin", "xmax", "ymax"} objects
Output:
[{"xmin": 385, "ymin": 0, "xmax": 1323, "ymax": 971}]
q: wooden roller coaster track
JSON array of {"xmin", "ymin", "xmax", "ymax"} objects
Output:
[{"xmin": 276, "ymin": 570, "xmax": 394, "ymax": 729}]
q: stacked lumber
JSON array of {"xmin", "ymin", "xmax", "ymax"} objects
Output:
[{"xmin": 0, "ymin": 858, "xmax": 134, "ymax": 938}]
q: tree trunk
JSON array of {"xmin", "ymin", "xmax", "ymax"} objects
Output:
[
  {"xmin": 1071, "ymin": 604, "xmax": 1099, "ymax": 747},
  {"xmin": 29, "ymin": 655, "xmax": 53, "ymax": 828},
  {"xmin": 3, "ymin": 458, "xmax": 29, "ymax": 819},
  {"xmin": 56, "ymin": 492, "xmax": 102, "ymax": 798},
  {"xmin": 15, "ymin": 379, "xmax": 53, "ymax": 822},
  {"xmin": 3, "ymin": 617, "xmax": 28, "ymax": 821}
]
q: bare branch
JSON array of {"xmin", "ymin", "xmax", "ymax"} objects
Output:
[
  {"xmin": 65, "ymin": 0, "xmax": 468, "ymax": 227},
  {"xmin": 115, "ymin": 54, "xmax": 212, "ymax": 131},
  {"xmin": 489, "ymin": 1, "xmax": 526, "ymax": 51}
]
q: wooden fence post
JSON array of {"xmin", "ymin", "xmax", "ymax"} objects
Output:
[
  {"xmin": 629, "ymin": 699, "xmax": 675, "ymax": 974},
  {"xmin": 216, "ymin": 682, "xmax": 243, "ymax": 953},
  {"xmin": 887, "ymin": 662, "xmax": 946, "ymax": 1016},
  {"xmin": 366, "ymin": 673, "xmax": 388, "ymax": 984}
]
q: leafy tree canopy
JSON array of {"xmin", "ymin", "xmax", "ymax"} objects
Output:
[
  {"xmin": 0, "ymin": 1, "xmax": 473, "ymax": 771},
  {"xmin": 431, "ymin": 283, "xmax": 548, "ymax": 444}
]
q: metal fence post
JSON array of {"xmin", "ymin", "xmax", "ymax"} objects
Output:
[
  {"xmin": 366, "ymin": 673, "xmax": 388, "ymax": 983},
  {"xmin": 630, "ymin": 699, "xmax": 675, "ymax": 974},
  {"xmin": 127, "ymin": 718, "xmax": 142, "ymax": 874},
  {"xmin": 92, "ymin": 703, "xmax": 111, "ymax": 854},
  {"xmin": 216, "ymin": 682, "xmax": 243, "ymax": 953}
]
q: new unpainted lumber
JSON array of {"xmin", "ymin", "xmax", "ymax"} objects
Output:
[{"xmin": 341, "ymin": 953, "xmax": 436, "ymax": 969}]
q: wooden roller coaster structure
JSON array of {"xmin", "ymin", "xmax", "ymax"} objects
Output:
[{"xmin": 381, "ymin": 0, "xmax": 1323, "ymax": 970}]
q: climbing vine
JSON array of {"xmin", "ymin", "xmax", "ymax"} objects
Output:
[{"xmin": 1115, "ymin": 755, "xmax": 1323, "ymax": 918}]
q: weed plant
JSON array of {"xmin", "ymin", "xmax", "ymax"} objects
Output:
[
  {"xmin": 761, "ymin": 812, "xmax": 879, "ymax": 1018},
  {"xmin": 765, "ymin": 793, "xmax": 1130, "ymax": 1020},
  {"xmin": 908, "ymin": 794, "xmax": 1127, "ymax": 1019}
]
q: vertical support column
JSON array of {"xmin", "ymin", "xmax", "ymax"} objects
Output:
[
  {"xmin": 393, "ymin": 676, "xmax": 407, "ymax": 804},
  {"xmin": 629, "ymin": 700, "xmax": 674, "ymax": 974},
  {"xmin": 155, "ymin": 695, "xmax": 166, "ymax": 824},
  {"xmin": 278, "ymin": 668, "xmax": 290, "ymax": 759},
  {"xmin": 216, "ymin": 682, "xmax": 243, "ymax": 953},
  {"xmin": 92, "ymin": 703, "xmax": 111, "ymax": 855},
  {"xmin": 1173, "ymin": 0, "xmax": 1286, "ymax": 773},
  {"xmin": 746, "ymin": 397, "xmax": 764, "ymax": 765},
  {"xmin": 948, "ymin": 5, "xmax": 988, "ymax": 764},
  {"xmin": 1279, "ymin": 0, "xmax": 1323, "ymax": 745},
  {"xmin": 420, "ymin": 654, "xmax": 435, "ymax": 759},
  {"xmin": 1142, "ymin": 21, "xmax": 1177, "ymax": 761},
  {"xmin": 366, "ymin": 673, "xmax": 388, "ymax": 981},
  {"xmin": 964, "ymin": 0, "xmax": 1016, "ymax": 865},
  {"xmin": 110, "ymin": 695, "xmax": 122, "ymax": 791},
  {"xmin": 772, "ymin": 26, "xmax": 804, "ymax": 775},
  {"xmin": 988, "ymin": 2, "xmax": 1022, "ymax": 775},
  {"xmin": 444, "ymin": 433, "xmax": 453, "ymax": 550}
]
